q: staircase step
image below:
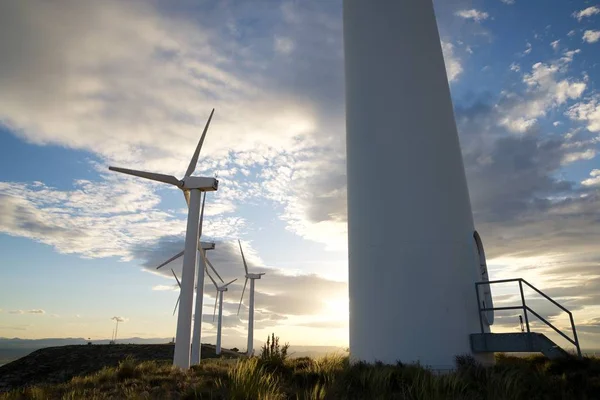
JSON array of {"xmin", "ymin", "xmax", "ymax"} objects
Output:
[{"xmin": 470, "ymin": 333, "xmax": 569, "ymax": 359}]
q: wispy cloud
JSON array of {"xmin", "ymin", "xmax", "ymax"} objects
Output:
[
  {"xmin": 8, "ymin": 309, "xmax": 46, "ymax": 315},
  {"xmin": 441, "ymin": 41, "xmax": 463, "ymax": 82},
  {"xmin": 455, "ymin": 9, "xmax": 490, "ymax": 22},
  {"xmin": 152, "ymin": 285, "xmax": 177, "ymax": 291}
]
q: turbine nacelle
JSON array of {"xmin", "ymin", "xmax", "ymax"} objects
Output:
[
  {"xmin": 200, "ymin": 242, "xmax": 216, "ymax": 250},
  {"xmin": 246, "ymin": 273, "xmax": 265, "ymax": 279},
  {"xmin": 182, "ymin": 176, "xmax": 219, "ymax": 191}
]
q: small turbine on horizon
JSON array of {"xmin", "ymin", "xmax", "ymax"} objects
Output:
[
  {"xmin": 201, "ymin": 250, "xmax": 236, "ymax": 356},
  {"xmin": 109, "ymin": 109, "xmax": 218, "ymax": 369},
  {"xmin": 236, "ymin": 240, "xmax": 265, "ymax": 357},
  {"xmin": 111, "ymin": 316, "xmax": 122, "ymax": 343}
]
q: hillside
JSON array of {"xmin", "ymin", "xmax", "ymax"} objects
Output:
[
  {"xmin": 0, "ymin": 343, "xmax": 238, "ymax": 392},
  {"xmin": 1, "ymin": 352, "xmax": 599, "ymax": 399}
]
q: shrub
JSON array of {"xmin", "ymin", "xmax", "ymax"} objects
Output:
[
  {"xmin": 260, "ymin": 333, "xmax": 289, "ymax": 366},
  {"xmin": 116, "ymin": 356, "xmax": 141, "ymax": 381}
]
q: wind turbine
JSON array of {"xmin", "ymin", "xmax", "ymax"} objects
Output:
[
  {"xmin": 201, "ymin": 250, "xmax": 237, "ymax": 355},
  {"xmin": 111, "ymin": 317, "xmax": 121, "ymax": 343},
  {"xmin": 155, "ymin": 192, "xmax": 223, "ymax": 365},
  {"xmin": 109, "ymin": 109, "xmax": 218, "ymax": 369},
  {"xmin": 236, "ymin": 240, "xmax": 265, "ymax": 356}
]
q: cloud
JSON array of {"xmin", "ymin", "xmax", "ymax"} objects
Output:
[
  {"xmin": 582, "ymin": 170, "xmax": 600, "ymax": 186},
  {"xmin": 550, "ymin": 40, "xmax": 560, "ymax": 50},
  {"xmin": 441, "ymin": 41, "xmax": 463, "ymax": 82},
  {"xmin": 573, "ymin": 6, "xmax": 600, "ymax": 21},
  {"xmin": 568, "ymin": 96, "xmax": 600, "ymax": 132},
  {"xmin": 500, "ymin": 0, "xmax": 515, "ymax": 4},
  {"xmin": 145, "ymin": 239, "xmax": 347, "ymax": 324},
  {"xmin": 274, "ymin": 36, "xmax": 295, "ymax": 55},
  {"xmin": 1, "ymin": 0, "xmax": 599, "ymax": 347},
  {"xmin": 152, "ymin": 284, "xmax": 177, "ymax": 291},
  {"xmin": 583, "ymin": 30, "xmax": 600, "ymax": 44},
  {"xmin": 0, "ymin": 0, "xmax": 320, "ymax": 172},
  {"xmin": 562, "ymin": 149, "xmax": 596, "ymax": 165},
  {"xmin": 0, "ymin": 175, "xmax": 246, "ymax": 260},
  {"xmin": 497, "ymin": 52, "xmax": 586, "ymax": 133},
  {"xmin": 7, "ymin": 309, "xmax": 45, "ymax": 314},
  {"xmin": 455, "ymin": 9, "xmax": 490, "ymax": 22}
]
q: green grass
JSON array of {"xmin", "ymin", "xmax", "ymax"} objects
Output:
[{"xmin": 2, "ymin": 353, "xmax": 600, "ymax": 399}]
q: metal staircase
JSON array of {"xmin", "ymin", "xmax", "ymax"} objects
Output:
[{"xmin": 470, "ymin": 278, "xmax": 581, "ymax": 359}]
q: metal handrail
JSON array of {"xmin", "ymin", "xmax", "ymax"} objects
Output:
[{"xmin": 475, "ymin": 278, "xmax": 581, "ymax": 357}]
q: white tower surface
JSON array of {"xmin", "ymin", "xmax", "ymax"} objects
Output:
[{"xmin": 343, "ymin": 0, "xmax": 492, "ymax": 368}]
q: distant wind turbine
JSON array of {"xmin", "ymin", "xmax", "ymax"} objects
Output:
[
  {"xmin": 170, "ymin": 269, "xmax": 182, "ymax": 316},
  {"xmin": 236, "ymin": 240, "xmax": 265, "ymax": 356},
  {"xmin": 109, "ymin": 109, "xmax": 218, "ymax": 369},
  {"xmin": 201, "ymin": 250, "xmax": 236, "ymax": 355},
  {"xmin": 111, "ymin": 316, "xmax": 121, "ymax": 343}
]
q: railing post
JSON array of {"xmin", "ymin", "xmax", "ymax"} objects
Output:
[
  {"xmin": 475, "ymin": 283, "xmax": 484, "ymax": 334},
  {"xmin": 518, "ymin": 280, "xmax": 530, "ymax": 333},
  {"xmin": 569, "ymin": 313, "xmax": 582, "ymax": 357}
]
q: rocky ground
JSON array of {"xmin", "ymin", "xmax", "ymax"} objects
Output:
[{"xmin": 0, "ymin": 343, "xmax": 239, "ymax": 392}]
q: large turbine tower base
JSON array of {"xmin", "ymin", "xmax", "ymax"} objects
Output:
[
  {"xmin": 173, "ymin": 188, "xmax": 201, "ymax": 369},
  {"xmin": 343, "ymin": 0, "xmax": 493, "ymax": 369}
]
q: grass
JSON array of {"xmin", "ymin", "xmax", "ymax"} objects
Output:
[{"xmin": 2, "ymin": 353, "xmax": 600, "ymax": 399}]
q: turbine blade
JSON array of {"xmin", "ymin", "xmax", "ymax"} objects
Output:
[
  {"xmin": 203, "ymin": 255, "xmax": 219, "ymax": 288},
  {"xmin": 238, "ymin": 240, "xmax": 249, "ymax": 275},
  {"xmin": 173, "ymin": 295, "xmax": 180, "ymax": 316},
  {"xmin": 185, "ymin": 108, "xmax": 215, "ymax": 177},
  {"xmin": 171, "ymin": 268, "xmax": 182, "ymax": 288},
  {"xmin": 224, "ymin": 278, "xmax": 237, "ymax": 287},
  {"xmin": 109, "ymin": 167, "xmax": 181, "ymax": 187},
  {"xmin": 156, "ymin": 251, "xmax": 185, "ymax": 270},
  {"xmin": 198, "ymin": 192, "xmax": 206, "ymax": 238},
  {"xmin": 205, "ymin": 258, "xmax": 224, "ymax": 283},
  {"xmin": 213, "ymin": 292, "xmax": 218, "ymax": 322},
  {"xmin": 237, "ymin": 278, "xmax": 248, "ymax": 315}
]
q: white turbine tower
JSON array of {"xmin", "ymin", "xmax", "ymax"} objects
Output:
[
  {"xmin": 156, "ymin": 193, "xmax": 224, "ymax": 365},
  {"xmin": 201, "ymin": 250, "xmax": 237, "ymax": 355},
  {"xmin": 236, "ymin": 240, "xmax": 265, "ymax": 356},
  {"xmin": 343, "ymin": 0, "xmax": 493, "ymax": 368},
  {"xmin": 109, "ymin": 109, "xmax": 218, "ymax": 369}
]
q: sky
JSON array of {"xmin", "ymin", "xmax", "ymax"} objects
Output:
[{"xmin": 1, "ymin": 0, "xmax": 600, "ymax": 352}]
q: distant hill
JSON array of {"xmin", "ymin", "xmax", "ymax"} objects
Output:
[
  {"xmin": 0, "ymin": 337, "xmax": 346, "ymax": 366},
  {"xmin": 0, "ymin": 343, "xmax": 239, "ymax": 392},
  {"xmin": 0, "ymin": 337, "xmax": 174, "ymax": 366}
]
